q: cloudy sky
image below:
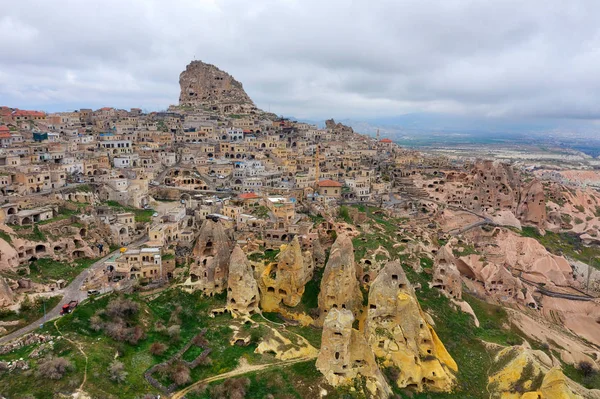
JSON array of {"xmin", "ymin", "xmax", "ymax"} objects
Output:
[{"xmin": 2, "ymin": 0, "xmax": 600, "ymax": 124}]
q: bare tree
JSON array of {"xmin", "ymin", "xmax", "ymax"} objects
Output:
[
  {"xmin": 149, "ymin": 342, "xmax": 168, "ymax": 356},
  {"xmin": 108, "ymin": 360, "xmax": 128, "ymax": 383},
  {"xmin": 170, "ymin": 361, "xmax": 191, "ymax": 386},
  {"xmin": 37, "ymin": 357, "xmax": 73, "ymax": 380}
]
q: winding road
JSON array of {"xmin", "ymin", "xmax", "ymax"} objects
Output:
[{"xmin": 0, "ymin": 237, "xmax": 147, "ymax": 344}]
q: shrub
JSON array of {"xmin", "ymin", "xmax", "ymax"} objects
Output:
[
  {"xmin": 37, "ymin": 357, "xmax": 73, "ymax": 380},
  {"xmin": 191, "ymin": 334, "xmax": 208, "ymax": 347},
  {"xmin": 167, "ymin": 324, "xmax": 181, "ymax": 341},
  {"xmin": 89, "ymin": 315, "xmax": 103, "ymax": 331},
  {"xmin": 210, "ymin": 377, "xmax": 250, "ymax": 399},
  {"xmin": 577, "ymin": 361, "xmax": 596, "ymax": 378},
  {"xmin": 106, "ymin": 297, "xmax": 139, "ymax": 319},
  {"xmin": 149, "ymin": 342, "xmax": 167, "ymax": 356},
  {"xmin": 108, "ymin": 360, "xmax": 128, "ymax": 383},
  {"xmin": 170, "ymin": 361, "xmax": 190, "ymax": 386}
]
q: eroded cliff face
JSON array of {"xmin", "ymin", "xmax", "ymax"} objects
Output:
[
  {"xmin": 316, "ymin": 308, "xmax": 391, "ymax": 398},
  {"xmin": 489, "ymin": 346, "xmax": 584, "ymax": 399},
  {"xmin": 431, "ymin": 245, "xmax": 462, "ymax": 300},
  {"xmin": 226, "ymin": 245, "xmax": 259, "ymax": 316},
  {"xmin": 0, "ymin": 278, "xmax": 14, "ymax": 307},
  {"xmin": 365, "ymin": 261, "xmax": 457, "ymax": 392},
  {"xmin": 258, "ymin": 237, "xmax": 314, "ymax": 311},
  {"xmin": 185, "ymin": 220, "xmax": 233, "ymax": 295},
  {"xmin": 518, "ymin": 179, "xmax": 547, "ymax": 226},
  {"xmin": 179, "ymin": 60, "xmax": 255, "ymax": 113},
  {"xmin": 318, "ymin": 234, "xmax": 362, "ymax": 321},
  {"xmin": 492, "ymin": 229, "xmax": 573, "ymax": 287}
]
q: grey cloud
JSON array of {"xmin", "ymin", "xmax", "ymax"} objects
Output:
[{"xmin": 1, "ymin": 0, "xmax": 600, "ymax": 122}]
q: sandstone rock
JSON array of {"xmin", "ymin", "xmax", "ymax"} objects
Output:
[
  {"xmin": 318, "ymin": 234, "xmax": 362, "ymax": 321},
  {"xmin": 312, "ymin": 237, "xmax": 326, "ymax": 268},
  {"xmin": 179, "ymin": 60, "xmax": 255, "ymax": 114},
  {"xmin": 0, "ymin": 236, "xmax": 18, "ymax": 271},
  {"xmin": 185, "ymin": 220, "xmax": 233, "ymax": 294},
  {"xmin": 226, "ymin": 245, "xmax": 259, "ymax": 316},
  {"xmin": 0, "ymin": 278, "xmax": 13, "ymax": 307},
  {"xmin": 316, "ymin": 308, "xmax": 391, "ymax": 398},
  {"xmin": 255, "ymin": 324, "xmax": 318, "ymax": 361},
  {"xmin": 493, "ymin": 229, "xmax": 572, "ymax": 286},
  {"xmin": 431, "ymin": 245, "xmax": 462, "ymax": 299},
  {"xmin": 365, "ymin": 260, "xmax": 457, "ymax": 392},
  {"xmin": 489, "ymin": 346, "xmax": 583, "ymax": 399},
  {"xmin": 489, "ymin": 209, "xmax": 522, "ymax": 230},
  {"xmin": 258, "ymin": 237, "xmax": 314, "ymax": 311},
  {"xmin": 455, "ymin": 254, "xmax": 530, "ymax": 305},
  {"xmin": 518, "ymin": 179, "xmax": 547, "ymax": 226}
]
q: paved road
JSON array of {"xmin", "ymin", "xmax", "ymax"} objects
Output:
[{"xmin": 0, "ymin": 237, "xmax": 147, "ymax": 344}]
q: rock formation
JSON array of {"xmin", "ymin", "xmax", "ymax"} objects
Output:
[
  {"xmin": 0, "ymin": 278, "xmax": 14, "ymax": 307},
  {"xmin": 492, "ymin": 229, "xmax": 572, "ymax": 286},
  {"xmin": 226, "ymin": 245, "xmax": 259, "ymax": 316},
  {"xmin": 179, "ymin": 60, "xmax": 256, "ymax": 114},
  {"xmin": 0, "ymin": 236, "xmax": 19, "ymax": 271},
  {"xmin": 365, "ymin": 260, "xmax": 457, "ymax": 392},
  {"xmin": 423, "ymin": 161, "xmax": 548, "ymax": 228},
  {"xmin": 454, "ymin": 253, "xmax": 536, "ymax": 307},
  {"xmin": 185, "ymin": 219, "xmax": 234, "ymax": 295},
  {"xmin": 518, "ymin": 179, "xmax": 547, "ymax": 226},
  {"xmin": 318, "ymin": 234, "xmax": 362, "ymax": 320},
  {"xmin": 311, "ymin": 236, "xmax": 326, "ymax": 267},
  {"xmin": 489, "ymin": 346, "xmax": 583, "ymax": 399},
  {"xmin": 316, "ymin": 308, "xmax": 391, "ymax": 398},
  {"xmin": 258, "ymin": 237, "xmax": 314, "ymax": 311},
  {"xmin": 431, "ymin": 245, "xmax": 462, "ymax": 299}
]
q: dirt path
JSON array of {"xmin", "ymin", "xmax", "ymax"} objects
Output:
[
  {"xmin": 170, "ymin": 355, "xmax": 317, "ymax": 399},
  {"xmin": 54, "ymin": 319, "xmax": 88, "ymax": 391}
]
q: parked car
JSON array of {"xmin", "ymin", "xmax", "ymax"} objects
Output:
[{"xmin": 87, "ymin": 289, "xmax": 100, "ymax": 296}]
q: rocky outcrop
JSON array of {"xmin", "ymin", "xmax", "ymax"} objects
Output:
[
  {"xmin": 312, "ymin": 237, "xmax": 326, "ymax": 268},
  {"xmin": 316, "ymin": 308, "xmax": 391, "ymax": 398},
  {"xmin": 318, "ymin": 234, "xmax": 362, "ymax": 321},
  {"xmin": 325, "ymin": 119, "xmax": 354, "ymax": 135},
  {"xmin": 365, "ymin": 261, "xmax": 457, "ymax": 392},
  {"xmin": 0, "ymin": 236, "xmax": 18, "ymax": 271},
  {"xmin": 454, "ymin": 254, "xmax": 535, "ymax": 307},
  {"xmin": 179, "ymin": 60, "xmax": 255, "ymax": 114},
  {"xmin": 226, "ymin": 245, "xmax": 259, "ymax": 316},
  {"xmin": 258, "ymin": 237, "xmax": 314, "ymax": 312},
  {"xmin": 518, "ymin": 179, "xmax": 547, "ymax": 226},
  {"xmin": 492, "ymin": 229, "xmax": 572, "ymax": 286},
  {"xmin": 0, "ymin": 278, "xmax": 14, "ymax": 307},
  {"xmin": 489, "ymin": 346, "xmax": 584, "ymax": 399},
  {"xmin": 184, "ymin": 220, "xmax": 233, "ymax": 295},
  {"xmin": 431, "ymin": 245, "xmax": 462, "ymax": 300}
]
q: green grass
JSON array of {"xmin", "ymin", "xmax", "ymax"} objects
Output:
[
  {"xmin": 338, "ymin": 206, "xmax": 352, "ymax": 224},
  {"xmin": 29, "ymin": 257, "xmax": 98, "ymax": 285},
  {"xmin": 104, "ymin": 201, "xmax": 154, "ymax": 223},
  {"xmin": 452, "ymin": 244, "xmax": 478, "ymax": 257},
  {"xmin": 0, "ymin": 295, "xmax": 62, "ymax": 336},
  {"xmin": 0, "ymin": 230, "xmax": 12, "ymax": 244},
  {"xmin": 520, "ymin": 227, "xmax": 600, "ymax": 270},
  {"xmin": 248, "ymin": 248, "xmax": 280, "ymax": 263},
  {"xmin": 251, "ymin": 205, "xmax": 270, "ymax": 219},
  {"xmin": 14, "ymin": 225, "xmax": 47, "ymax": 241},
  {"xmin": 187, "ymin": 360, "xmax": 324, "ymax": 399},
  {"xmin": 562, "ymin": 362, "xmax": 600, "ymax": 389}
]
